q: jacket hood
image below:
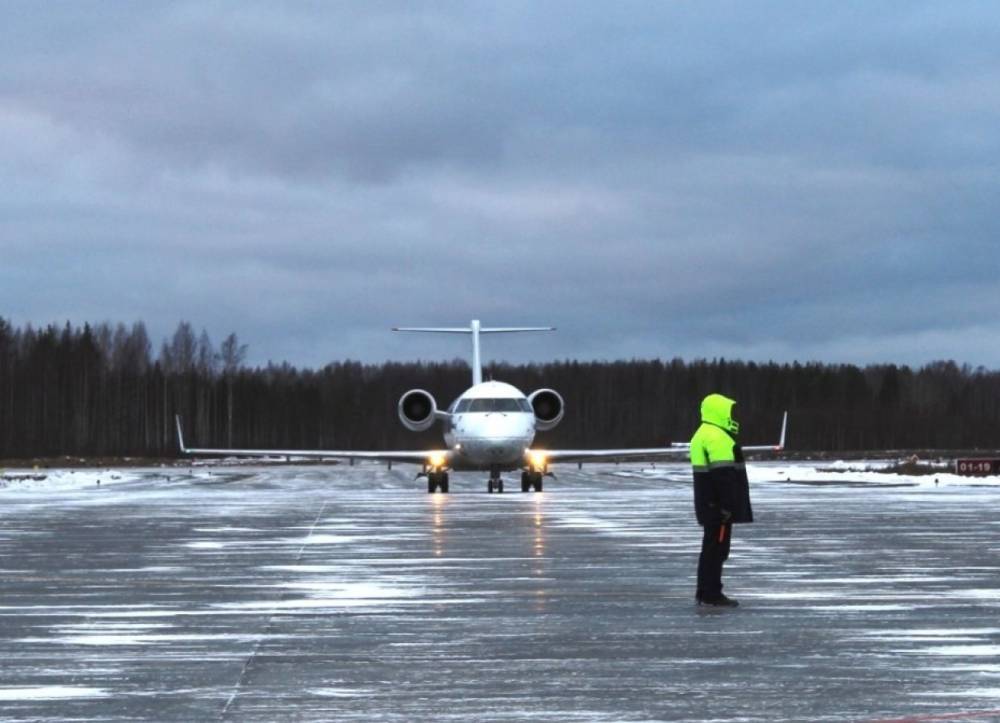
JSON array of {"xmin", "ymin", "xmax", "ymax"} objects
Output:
[{"xmin": 701, "ymin": 393, "xmax": 739, "ymax": 435}]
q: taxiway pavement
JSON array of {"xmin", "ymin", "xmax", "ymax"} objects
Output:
[{"xmin": 1, "ymin": 463, "xmax": 999, "ymax": 721}]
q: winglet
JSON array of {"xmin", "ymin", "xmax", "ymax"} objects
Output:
[
  {"xmin": 776, "ymin": 411, "xmax": 788, "ymax": 451},
  {"xmin": 175, "ymin": 415, "xmax": 188, "ymax": 454}
]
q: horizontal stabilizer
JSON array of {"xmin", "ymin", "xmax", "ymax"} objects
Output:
[
  {"xmin": 393, "ymin": 327, "xmax": 555, "ymax": 334},
  {"xmin": 393, "ymin": 320, "xmax": 554, "ymax": 385}
]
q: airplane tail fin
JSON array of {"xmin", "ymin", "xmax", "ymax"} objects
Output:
[{"xmin": 393, "ymin": 320, "xmax": 555, "ymax": 385}]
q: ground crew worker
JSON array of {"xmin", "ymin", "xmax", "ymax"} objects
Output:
[{"xmin": 689, "ymin": 393, "xmax": 753, "ymax": 607}]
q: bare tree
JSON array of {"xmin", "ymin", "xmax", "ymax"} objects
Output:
[
  {"xmin": 220, "ymin": 333, "xmax": 248, "ymax": 447},
  {"xmin": 165, "ymin": 322, "xmax": 197, "ymax": 374}
]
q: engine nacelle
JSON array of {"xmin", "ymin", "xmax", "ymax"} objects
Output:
[
  {"xmin": 398, "ymin": 389, "xmax": 438, "ymax": 432},
  {"xmin": 528, "ymin": 388, "xmax": 564, "ymax": 431}
]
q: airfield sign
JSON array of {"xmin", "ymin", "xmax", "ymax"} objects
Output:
[{"xmin": 955, "ymin": 458, "xmax": 1000, "ymax": 475}]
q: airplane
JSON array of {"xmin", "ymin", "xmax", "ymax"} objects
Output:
[{"xmin": 176, "ymin": 320, "xmax": 787, "ymax": 494}]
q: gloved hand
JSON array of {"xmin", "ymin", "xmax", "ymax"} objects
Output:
[{"xmin": 719, "ymin": 508, "xmax": 733, "ymax": 523}]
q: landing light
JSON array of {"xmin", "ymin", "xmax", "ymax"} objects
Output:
[
  {"xmin": 529, "ymin": 450, "xmax": 547, "ymax": 470},
  {"xmin": 429, "ymin": 452, "xmax": 446, "ymax": 469}
]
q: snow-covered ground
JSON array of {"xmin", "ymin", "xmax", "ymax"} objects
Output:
[
  {"xmin": 0, "ymin": 466, "xmax": 235, "ymax": 494},
  {"xmin": 753, "ymin": 459, "xmax": 1000, "ymax": 488},
  {"xmin": 612, "ymin": 458, "xmax": 1000, "ymax": 487},
  {"xmin": 0, "ymin": 468, "xmax": 139, "ymax": 492},
  {"xmin": 2, "ymin": 458, "xmax": 996, "ymax": 495}
]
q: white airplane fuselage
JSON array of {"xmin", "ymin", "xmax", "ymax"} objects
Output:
[{"xmin": 442, "ymin": 381, "xmax": 536, "ymax": 470}]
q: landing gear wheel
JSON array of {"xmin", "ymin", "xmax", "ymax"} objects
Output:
[
  {"xmin": 488, "ymin": 466, "xmax": 503, "ymax": 494},
  {"xmin": 488, "ymin": 479, "xmax": 495, "ymax": 494},
  {"xmin": 427, "ymin": 472, "xmax": 450, "ymax": 494},
  {"xmin": 522, "ymin": 471, "xmax": 543, "ymax": 492}
]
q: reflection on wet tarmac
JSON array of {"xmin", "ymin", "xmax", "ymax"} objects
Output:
[
  {"xmin": 533, "ymin": 495, "xmax": 547, "ymax": 612},
  {"xmin": 429, "ymin": 491, "xmax": 447, "ymax": 558}
]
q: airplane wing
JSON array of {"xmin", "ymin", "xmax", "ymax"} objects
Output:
[
  {"xmin": 175, "ymin": 417, "xmax": 447, "ymax": 465},
  {"xmin": 534, "ymin": 412, "xmax": 788, "ymax": 464}
]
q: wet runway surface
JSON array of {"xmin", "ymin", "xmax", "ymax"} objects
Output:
[{"xmin": 1, "ymin": 464, "xmax": 1000, "ymax": 721}]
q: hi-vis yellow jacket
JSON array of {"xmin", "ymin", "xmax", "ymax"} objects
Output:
[{"xmin": 689, "ymin": 393, "xmax": 754, "ymax": 526}]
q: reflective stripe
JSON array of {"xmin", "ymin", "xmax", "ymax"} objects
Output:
[{"xmin": 692, "ymin": 465, "xmax": 709, "ymax": 473}]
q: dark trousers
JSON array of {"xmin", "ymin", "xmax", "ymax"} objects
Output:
[{"xmin": 697, "ymin": 522, "xmax": 732, "ymax": 600}]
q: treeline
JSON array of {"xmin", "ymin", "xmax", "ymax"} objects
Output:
[{"xmin": 1, "ymin": 318, "xmax": 999, "ymax": 458}]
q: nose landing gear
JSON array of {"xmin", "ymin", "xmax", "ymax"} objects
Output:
[{"xmin": 487, "ymin": 467, "xmax": 503, "ymax": 493}]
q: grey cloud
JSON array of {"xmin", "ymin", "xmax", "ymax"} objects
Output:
[{"xmin": 2, "ymin": 1, "xmax": 999, "ymax": 369}]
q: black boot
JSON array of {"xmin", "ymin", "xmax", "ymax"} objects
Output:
[{"xmin": 698, "ymin": 593, "xmax": 739, "ymax": 608}]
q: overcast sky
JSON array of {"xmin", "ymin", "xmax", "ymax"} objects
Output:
[{"xmin": 2, "ymin": 2, "xmax": 999, "ymax": 369}]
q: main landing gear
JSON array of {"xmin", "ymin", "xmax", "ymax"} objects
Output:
[
  {"xmin": 427, "ymin": 471, "xmax": 449, "ymax": 494},
  {"xmin": 487, "ymin": 470, "xmax": 543, "ymax": 493},
  {"xmin": 521, "ymin": 471, "xmax": 543, "ymax": 493}
]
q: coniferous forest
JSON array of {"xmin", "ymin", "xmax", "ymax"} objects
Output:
[{"xmin": 0, "ymin": 319, "xmax": 998, "ymax": 459}]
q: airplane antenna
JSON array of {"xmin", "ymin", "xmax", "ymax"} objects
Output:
[{"xmin": 392, "ymin": 320, "xmax": 555, "ymax": 386}]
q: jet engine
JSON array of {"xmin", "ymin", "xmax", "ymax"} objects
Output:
[
  {"xmin": 528, "ymin": 389, "xmax": 564, "ymax": 431},
  {"xmin": 398, "ymin": 389, "xmax": 438, "ymax": 432}
]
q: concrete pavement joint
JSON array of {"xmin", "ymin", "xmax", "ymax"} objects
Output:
[{"xmin": 219, "ymin": 499, "xmax": 330, "ymax": 719}]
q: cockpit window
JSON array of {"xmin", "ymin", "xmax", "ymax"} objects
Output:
[{"xmin": 461, "ymin": 398, "xmax": 531, "ymax": 413}]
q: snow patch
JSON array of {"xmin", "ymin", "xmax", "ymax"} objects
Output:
[
  {"xmin": 185, "ymin": 541, "xmax": 227, "ymax": 550},
  {"xmin": 0, "ymin": 469, "xmax": 138, "ymax": 493},
  {"xmin": 0, "ymin": 686, "xmax": 109, "ymax": 700},
  {"xmin": 750, "ymin": 461, "xmax": 1000, "ymax": 487},
  {"xmin": 21, "ymin": 633, "xmax": 285, "ymax": 646},
  {"xmin": 309, "ymin": 687, "xmax": 376, "ymax": 698},
  {"xmin": 628, "ymin": 460, "xmax": 1000, "ymax": 487},
  {"xmin": 909, "ymin": 645, "xmax": 1000, "ymax": 657},
  {"xmin": 914, "ymin": 688, "xmax": 1000, "ymax": 698}
]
